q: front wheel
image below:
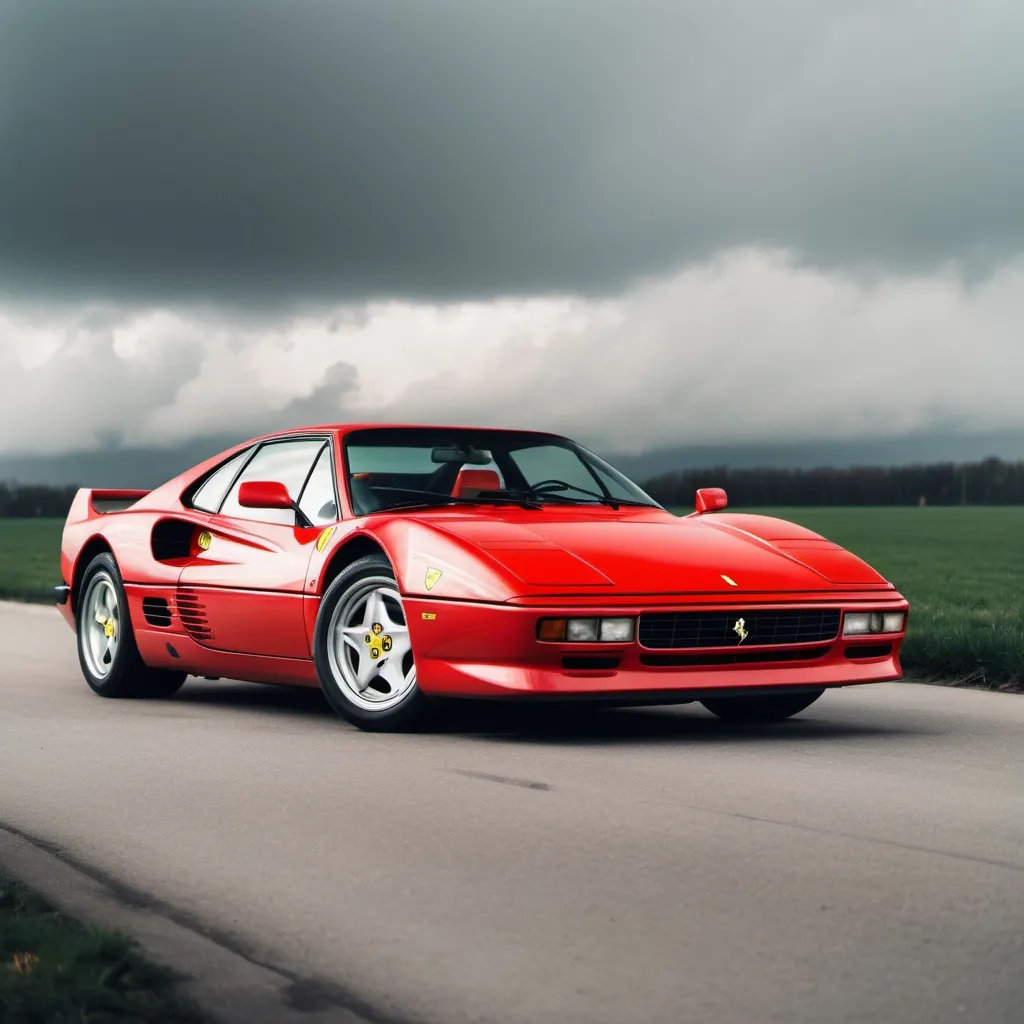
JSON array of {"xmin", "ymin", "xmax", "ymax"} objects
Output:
[
  {"xmin": 700, "ymin": 689, "xmax": 824, "ymax": 723},
  {"xmin": 313, "ymin": 555, "xmax": 428, "ymax": 731}
]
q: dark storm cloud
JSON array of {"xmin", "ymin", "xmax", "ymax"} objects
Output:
[
  {"xmin": 3, "ymin": 247, "xmax": 1022, "ymax": 458},
  {"xmin": 1, "ymin": 0, "xmax": 1022, "ymax": 305}
]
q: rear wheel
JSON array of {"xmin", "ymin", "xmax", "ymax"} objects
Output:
[
  {"xmin": 701, "ymin": 689, "xmax": 824, "ymax": 723},
  {"xmin": 76, "ymin": 552, "xmax": 187, "ymax": 698},
  {"xmin": 313, "ymin": 554, "xmax": 427, "ymax": 731}
]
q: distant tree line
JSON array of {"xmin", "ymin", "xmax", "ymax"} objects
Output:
[
  {"xmin": 0, "ymin": 482, "xmax": 80, "ymax": 518},
  {"xmin": 642, "ymin": 457, "xmax": 1024, "ymax": 507},
  {"xmin": 3, "ymin": 457, "xmax": 1024, "ymax": 517}
]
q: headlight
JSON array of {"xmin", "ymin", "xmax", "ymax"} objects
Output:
[
  {"xmin": 537, "ymin": 617, "xmax": 636, "ymax": 643},
  {"xmin": 566, "ymin": 618, "xmax": 600, "ymax": 642},
  {"xmin": 599, "ymin": 618, "xmax": 636, "ymax": 642},
  {"xmin": 843, "ymin": 610, "xmax": 905, "ymax": 636},
  {"xmin": 843, "ymin": 612, "xmax": 871, "ymax": 635}
]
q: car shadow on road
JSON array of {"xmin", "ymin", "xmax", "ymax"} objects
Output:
[
  {"xmin": 171, "ymin": 679, "xmax": 936, "ymax": 746},
  {"xmin": 427, "ymin": 700, "xmax": 936, "ymax": 747},
  {"xmin": 172, "ymin": 679, "xmax": 336, "ymax": 718}
]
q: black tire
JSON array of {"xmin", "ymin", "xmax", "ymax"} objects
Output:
[
  {"xmin": 76, "ymin": 552, "xmax": 187, "ymax": 699},
  {"xmin": 313, "ymin": 554, "xmax": 428, "ymax": 731},
  {"xmin": 700, "ymin": 689, "xmax": 824, "ymax": 723}
]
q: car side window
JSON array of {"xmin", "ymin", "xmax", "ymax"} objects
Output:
[
  {"xmin": 298, "ymin": 445, "xmax": 339, "ymax": 526},
  {"xmin": 189, "ymin": 448, "xmax": 252, "ymax": 513},
  {"xmin": 219, "ymin": 439, "xmax": 326, "ymax": 525}
]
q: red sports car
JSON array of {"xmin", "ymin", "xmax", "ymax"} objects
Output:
[{"xmin": 56, "ymin": 424, "xmax": 909, "ymax": 730}]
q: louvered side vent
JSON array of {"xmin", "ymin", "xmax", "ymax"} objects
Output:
[
  {"xmin": 176, "ymin": 589, "xmax": 214, "ymax": 642},
  {"xmin": 141, "ymin": 597, "xmax": 172, "ymax": 628}
]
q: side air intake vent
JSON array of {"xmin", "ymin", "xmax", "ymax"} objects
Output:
[
  {"xmin": 176, "ymin": 588, "xmax": 214, "ymax": 642},
  {"xmin": 141, "ymin": 597, "xmax": 172, "ymax": 627},
  {"xmin": 152, "ymin": 519, "xmax": 197, "ymax": 562}
]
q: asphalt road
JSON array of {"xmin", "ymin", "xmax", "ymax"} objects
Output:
[{"xmin": 2, "ymin": 602, "xmax": 1023, "ymax": 1024}]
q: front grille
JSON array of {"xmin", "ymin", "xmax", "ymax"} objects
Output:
[
  {"xmin": 176, "ymin": 588, "xmax": 214, "ymax": 642},
  {"xmin": 638, "ymin": 609, "xmax": 840, "ymax": 649}
]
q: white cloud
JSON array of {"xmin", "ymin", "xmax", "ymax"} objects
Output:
[{"xmin": 1, "ymin": 248, "xmax": 1019, "ymax": 457}]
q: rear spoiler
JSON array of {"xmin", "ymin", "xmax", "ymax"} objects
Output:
[{"xmin": 65, "ymin": 488, "xmax": 151, "ymax": 523}]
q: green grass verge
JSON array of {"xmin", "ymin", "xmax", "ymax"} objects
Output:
[
  {"xmin": 2, "ymin": 509, "xmax": 1022, "ymax": 685},
  {"xmin": 0, "ymin": 519, "xmax": 63, "ymax": 603},
  {"xmin": 0, "ymin": 869, "xmax": 202, "ymax": 1024}
]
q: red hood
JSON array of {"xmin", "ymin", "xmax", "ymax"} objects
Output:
[{"xmin": 425, "ymin": 510, "xmax": 888, "ymax": 593}]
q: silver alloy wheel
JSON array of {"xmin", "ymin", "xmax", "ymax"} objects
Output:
[
  {"xmin": 81, "ymin": 571, "xmax": 120, "ymax": 680},
  {"xmin": 326, "ymin": 574, "xmax": 416, "ymax": 712}
]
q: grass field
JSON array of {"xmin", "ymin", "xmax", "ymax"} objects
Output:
[
  {"xmin": 719, "ymin": 507, "xmax": 1024, "ymax": 689},
  {"xmin": 0, "ymin": 869, "xmax": 202, "ymax": 1022},
  {"xmin": 1, "ymin": 510, "xmax": 1021, "ymax": 686},
  {"xmin": 0, "ymin": 519, "xmax": 64, "ymax": 604}
]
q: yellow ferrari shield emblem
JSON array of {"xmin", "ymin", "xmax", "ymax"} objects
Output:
[
  {"xmin": 364, "ymin": 625, "xmax": 391, "ymax": 661},
  {"xmin": 197, "ymin": 531, "xmax": 212, "ymax": 551},
  {"xmin": 316, "ymin": 526, "xmax": 336, "ymax": 553},
  {"xmin": 424, "ymin": 567, "xmax": 443, "ymax": 591}
]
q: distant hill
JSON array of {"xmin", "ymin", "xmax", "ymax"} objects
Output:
[
  {"xmin": 5, "ymin": 428, "xmax": 1024, "ymax": 489},
  {"xmin": 607, "ymin": 430, "xmax": 1024, "ymax": 481},
  {"xmin": 643, "ymin": 457, "xmax": 1024, "ymax": 508}
]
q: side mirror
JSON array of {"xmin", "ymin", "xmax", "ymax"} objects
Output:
[
  {"xmin": 237, "ymin": 480, "xmax": 294, "ymax": 510},
  {"xmin": 695, "ymin": 487, "xmax": 728, "ymax": 514}
]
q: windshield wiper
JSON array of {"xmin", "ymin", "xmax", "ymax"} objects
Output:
[
  {"xmin": 475, "ymin": 483, "xmax": 659, "ymax": 510},
  {"xmin": 588, "ymin": 497, "xmax": 661, "ymax": 509},
  {"xmin": 476, "ymin": 487, "xmax": 585, "ymax": 506},
  {"xmin": 527, "ymin": 481, "xmax": 659, "ymax": 510},
  {"xmin": 364, "ymin": 484, "xmax": 656, "ymax": 514},
  {"xmin": 368, "ymin": 486, "xmax": 543, "ymax": 510}
]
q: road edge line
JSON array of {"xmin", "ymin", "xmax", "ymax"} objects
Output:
[{"xmin": 0, "ymin": 824, "xmax": 382, "ymax": 1024}]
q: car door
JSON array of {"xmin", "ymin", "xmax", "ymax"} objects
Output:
[{"xmin": 177, "ymin": 436, "xmax": 341, "ymax": 659}]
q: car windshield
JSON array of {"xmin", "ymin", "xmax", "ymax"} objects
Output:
[{"xmin": 343, "ymin": 428, "xmax": 661, "ymax": 516}]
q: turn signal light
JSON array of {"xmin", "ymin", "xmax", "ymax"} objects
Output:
[{"xmin": 538, "ymin": 619, "xmax": 568, "ymax": 641}]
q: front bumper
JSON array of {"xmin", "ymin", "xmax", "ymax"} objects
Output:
[
  {"xmin": 53, "ymin": 584, "xmax": 71, "ymax": 606},
  {"xmin": 404, "ymin": 593, "xmax": 908, "ymax": 699}
]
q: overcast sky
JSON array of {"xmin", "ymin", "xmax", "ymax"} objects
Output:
[{"xmin": 1, "ymin": 0, "xmax": 1022, "ymax": 477}]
